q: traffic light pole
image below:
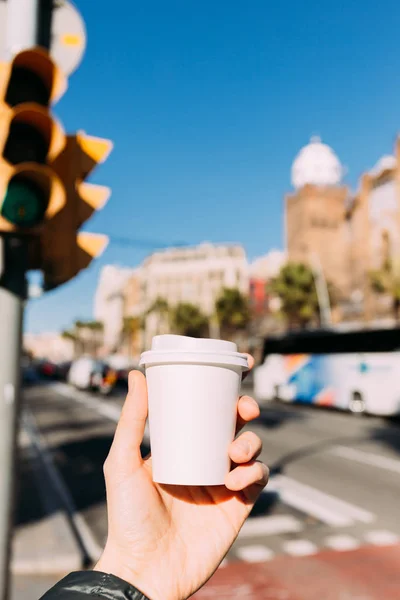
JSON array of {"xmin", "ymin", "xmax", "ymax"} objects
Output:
[
  {"xmin": 1, "ymin": 3, "xmax": 52, "ymax": 596},
  {"xmin": 0, "ymin": 236, "xmax": 27, "ymax": 600}
]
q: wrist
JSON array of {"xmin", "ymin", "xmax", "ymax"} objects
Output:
[{"xmin": 94, "ymin": 549, "xmax": 162, "ymax": 600}]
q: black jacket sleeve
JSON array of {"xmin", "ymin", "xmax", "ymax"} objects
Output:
[{"xmin": 39, "ymin": 571, "xmax": 151, "ymax": 600}]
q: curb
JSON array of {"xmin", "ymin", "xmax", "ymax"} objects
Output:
[
  {"xmin": 12, "ymin": 512, "xmax": 82, "ymax": 575},
  {"xmin": 12, "ymin": 413, "xmax": 86, "ymax": 575}
]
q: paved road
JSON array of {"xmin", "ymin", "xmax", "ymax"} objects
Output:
[{"xmin": 13, "ymin": 380, "xmax": 400, "ymax": 596}]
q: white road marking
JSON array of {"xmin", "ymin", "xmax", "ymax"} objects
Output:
[
  {"xmin": 268, "ymin": 475, "xmax": 375, "ymax": 527},
  {"xmin": 22, "ymin": 409, "xmax": 103, "ymax": 563},
  {"xmin": 364, "ymin": 530, "xmax": 400, "ymax": 546},
  {"xmin": 51, "ymin": 382, "xmax": 150, "ymax": 441},
  {"xmin": 283, "ymin": 539, "xmax": 318, "ymax": 557},
  {"xmin": 331, "ymin": 445, "xmax": 400, "ymax": 476},
  {"xmin": 236, "ymin": 545, "xmax": 275, "ymax": 562},
  {"xmin": 324, "ymin": 534, "xmax": 360, "ymax": 552},
  {"xmin": 52, "ymin": 383, "xmax": 121, "ymax": 421},
  {"xmin": 239, "ymin": 515, "xmax": 303, "ymax": 539}
]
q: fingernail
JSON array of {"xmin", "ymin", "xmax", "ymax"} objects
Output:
[
  {"xmin": 246, "ymin": 397, "xmax": 259, "ymax": 409},
  {"xmin": 237, "ymin": 440, "xmax": 250, "ymax": 455},
  {"xmin": 128, "ymin": 373, "xmax": 136, "ymax": 393}
]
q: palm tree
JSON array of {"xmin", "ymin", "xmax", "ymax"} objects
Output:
[
  {"xmin": 122, "ymin": 316, "xmax": 141, "ymax": 359},
  {"xmin": 270, "ymin": 262, "xmax": 326, "ymax": 329},
  {"xmin": 74, "ymin": 320, "xmax": 104, "ymax": 356},
  {"xmin": 170, "ymin": 303, "xmax": 209, "ymax": 338},
  {"xmin": 215, "ymin": 288, "xmax": 250, "ymax": 341},
  {"xmin": 146, "ymin": 297, "xmax": 171, "ymax": 334},
  {"xmin": 61, "ymin": 330, "xmax": 81, "ymax": 358},
  {"xmin": 370, "ymin": 258, "xmax": 400, "ymax": 321}
]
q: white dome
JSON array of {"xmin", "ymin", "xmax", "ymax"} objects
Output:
[{"xmin": 291, "ymin": 136, "xmax": 343, "ymax": 189}]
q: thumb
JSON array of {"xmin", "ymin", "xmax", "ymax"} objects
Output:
[{"xmin": 106, "ymin": 370, "xmax": 148, "ymax": 473}]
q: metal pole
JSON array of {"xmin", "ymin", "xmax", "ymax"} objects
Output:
[
  {"xmin": 310, "ymin": 252, "xmax": 332, "ymax": 327},
  {"xmin": 6, "ymin": 0, "xmax": 40, "ymax": 57},
  {"xmin": 0, "ymin": 236, "xmax": 27, "ymax": 600},
  {"xmin": 1, "ymin": 3, "xmax": 53, "ymax": 595}
]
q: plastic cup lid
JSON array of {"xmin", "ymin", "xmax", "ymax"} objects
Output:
[{"xmin": 140, "ymin": 335, "xmax": 249, "ymax": 370}]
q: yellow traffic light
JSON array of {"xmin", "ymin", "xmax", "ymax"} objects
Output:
[
  {"xmin": 40, "ymin": 132, "xmax": 113, "ymax": 290},
  {"xmin": 0, "ymin": 48, "xmax": 67, "ymax": 232}
]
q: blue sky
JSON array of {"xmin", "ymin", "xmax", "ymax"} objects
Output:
[{"xmin": 26, "ymin": 0, "xmax": 400, "ymax": 333}]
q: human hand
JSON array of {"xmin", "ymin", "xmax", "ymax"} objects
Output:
[{"xmin": 95, "ymin": 356, "xmax": 269, "ymax": 600}]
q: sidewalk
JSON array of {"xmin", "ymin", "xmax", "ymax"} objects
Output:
[
  {"xmin": 11, "ymin": 575, "xmax": 64, "ymax": 600},
  {"xmin": 11, "ymin": 424, "xmax": 82, "ymax": 599},
  {"xmin": 194, "ymin": 544, "xmax": 400, "ymax": 599}
]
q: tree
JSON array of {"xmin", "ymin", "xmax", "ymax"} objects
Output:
[
  {"xmin": 215, "ymin": 288, "xmax": 250, "ymax": 340},
  {"xmin": 146, "ymin": 297, "xmax": 171, "ymax": 335},
  {"xmin": 74, "ymin": 320, "xmax": 104, "ymax": 356},
  {"xmin": 122, "ymin": 316, "xmax": 141, "ymax": 359},
  {"xmin": 270, "ymin": 262, "xmax": 322, "ymax": 329},
  {"xmin": 370, "ymin": 258, "xmax": 400, "ymax": 321},
  {"xmin": 61, "ymin": 329, "xmax": 80, "ymax": 358},
  {"xmin": 171, "ymin": 303, "xmax": 209, "ymax": 338}
]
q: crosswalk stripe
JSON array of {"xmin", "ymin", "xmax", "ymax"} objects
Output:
[
  {"xmin": 236, "ymin": 545, "xmax": 275, "ymax": 562},
  {"xmin": 331, "ymin": 445, "xmax": 400, "ymax": 476},
  {"xmin": 239, "ymin": 515, "xmax": 303, "ymax": 538},
  {"xmin": 324, "ymin": 534, "xmax": 360, "ymax": 551},
  {"xmin": 52, "ymin": 383, "xmax": 122, "ymax": 421},
  {"xmin": 283, "ymin": 539, "xmax": 318, "ymax": 556},
  {"xmin": 268, "ymin": 475, "xmax": 375, "ymax": 527},
  {"xmin": 364, "ymin": 530, "xmax": 400, "ymax": 546},
  {"xmin": 52, "ymin": 383, "xmax": 151, "ymax": 440}
]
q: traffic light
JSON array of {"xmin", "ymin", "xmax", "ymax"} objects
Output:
[
  {"xmin": 0, "ymin": 48, "xmax": 67, "ymax": 232},
  {"xmin": 40, "ymin": 131, "xmax": 113, "ymax": 290}
]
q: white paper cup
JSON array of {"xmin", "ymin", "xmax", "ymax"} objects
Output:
[{"xmin": 139, "ymin": 335, "xmax": 249, "ymax": 486}]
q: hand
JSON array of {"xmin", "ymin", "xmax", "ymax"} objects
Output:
[{"xmin": 95, "ymin": 356, "xmax": 269, "ymax": 600}]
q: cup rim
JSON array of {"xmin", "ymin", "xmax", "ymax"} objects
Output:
[{"xmin": 139, "ymin": 349, "xmax": 249, "ymax": 370}]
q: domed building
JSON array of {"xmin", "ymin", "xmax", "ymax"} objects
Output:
[
  {"xmin": 291, "ymin": 136, "xmax": 343, "ymax": 189},
  {"xmin": 285, "ymin": 137, "xmax": 350, "ymax": 308},
  {"xmin": 285, "ymin": 135, "xmax": 400, "ymax": 324}
]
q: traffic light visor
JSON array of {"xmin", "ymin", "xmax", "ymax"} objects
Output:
[
  {"xmin": 3, "ymin": 103, "xmax": 66, "ymax": 164},
  {"xmin": 0, "ymin": 48, "xmax": 67, "ymax": 107},
  {"xmin": 76, "ymin": 132, "xmax": 114, "ymax": 178}
]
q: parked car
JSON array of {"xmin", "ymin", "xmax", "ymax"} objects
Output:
[
  {"xmin": 35, "ymin": 359, "xmax": 58, "ymax": 379},
  {"xmin": 68, "ymin": 357, "xmax": 117, "ymax": 395},
  {"xmin": 55, "ymin": 361, "xmax": 72, "ymax": 381}
]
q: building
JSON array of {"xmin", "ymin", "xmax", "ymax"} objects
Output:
[
  {"xmin": 346, "ymin": 148, "xmax": 400, "ymax": 323},
  {"xmin": 285, "ymin": 135, "xmax": 400, "ymax": 325},
  {"xmin": 121, "ymin": 268, "xmax": 144, "ymax": 359},
  {"xmin": 24, "ymin": 333, "xmax": 74, "ymax": 363},
  {"xmin": 94, "ymin": 265, "xmax": 134, "ymax": 353},
  {"xmin": 249, "ymin": 250, "xmax": 286, "ymax": 315},
  {"xmin": 286, "ymin": 137, "xmax": 350, "ymax": 301},
  {"xmin": 95, "ymin": 242, "xmax": 250, "ymax": 352},
  {"xmin": 140, "ymin": 242, "xmax": 249, "ymax": 346}
]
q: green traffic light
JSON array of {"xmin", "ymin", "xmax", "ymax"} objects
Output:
[{"xmin": 1, "ymin": 177, "xmax": 47, "ymax": 227}]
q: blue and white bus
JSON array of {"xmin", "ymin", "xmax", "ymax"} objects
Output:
[{"xmin": 254, "ymin": 328, "xmax": 400, "ymax": 416}]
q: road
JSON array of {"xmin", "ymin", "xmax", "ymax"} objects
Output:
[{"xmin": 12, "ymin": 380, "xmax": 400, "ymax": 598}]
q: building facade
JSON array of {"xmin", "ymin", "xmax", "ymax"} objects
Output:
[
  {"xmin": 285, "ymin": 136, "xmax": 400, "ymax": 325},
  {"xmin": 249, "ymin": 250, "xmax": 286, "ymax": 315},
  {"xmin": 94, "ymin": 265, "xmax": 135, "ymax": 353},
  {"xmin": 95, "ymin": 243, "xmax": 250, "ymax": 353},
  {"xmin": 139, "ymin": 242, "xmax": 249, "ymax": 347}
]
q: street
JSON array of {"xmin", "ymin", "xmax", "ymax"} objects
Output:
[{"xmin": 11, "ymin": 380, "xmax": 400, "ymax": 598}]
